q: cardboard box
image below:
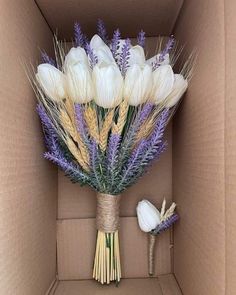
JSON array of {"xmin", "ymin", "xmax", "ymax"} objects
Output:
[{"xmin": 0, "ymin": 0, "xmax": 235, "ymax": 294}]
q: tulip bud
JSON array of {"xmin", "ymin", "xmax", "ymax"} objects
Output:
[
  {"xmin": 165, "ymin": 74, "xmax": 188, "ymax": 108},
  {"xmin": 124, "ymin": 64, "xmax": 152, "ymax": 106},
  {"xmin": 151, "ymin": 65, "xmax": 174, "ymax": 104},
  {"xmin": 64, "ymin": 47, "xmax": 89, "ymax": 72},
  {"xmin": 90, "ymin": 34, "xmax": 106, "ymax": 50},
  {"xmin": 128, "ymin": 45, "xmax": 145, "ymax": 66},
  {"xmin": 66, "ymin": 63, "xmax": 94, "ymax": 103},
  {"xmin": 92, "ymin": 63, "xmax": 123, "ymax": 108},
  {"xmin": 90, "ymin": 34, "xmax": 115, "ymax": 65},
  {"xmin": 36, "ymin": 64, "xmax": 65, "ymax": 102},
  {"xmin": 136, "ymin": 200, "xmax": 161, "ymax": 232}
]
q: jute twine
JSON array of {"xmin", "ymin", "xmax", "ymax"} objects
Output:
[
  {"xmin": 148, "ymin": 233, "xmax": 157, "ymax": 276},
  {"xmin": 96, "ymin": 193, "xmax": 121, "ymax": 233}
]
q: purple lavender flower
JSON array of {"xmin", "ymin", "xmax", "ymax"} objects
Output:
[
  {"xmin": 41, "ymin": 51, "xmax": 56, "ymax": 67},
  {"xmin": 75, "ymin": 104, "xmax": 87, "ymax": 138},
  {"xmin": 85, "ymin": 43, "xmax": 98, "ymax": 68},
  {"xmin": 36, "ymin": 104, "xmax": 58, "ymax": 152},
  {"xmin": 111, "ymin": 29, "xmax": 121, "ymax": 58},
  {"xmin": 119, "ymin": 38, "xmax": 131, "ymax": 76},
  {"xmin": 138, "ymin": 103, "xmax": 154, "ymax": 126},
  {"xmin": 74, "ymin": 22, "xmax": 87, "ymax": 47},
  {"xmin": 107, "ymin": 134, "xmax": 121, "ymax": 168},
  {"xmin": 152, "ymin": 35, "xmax": 175, "ymax": 70},
  {"xmin": 106, "ymin": 133, "xmax": 121, "ymax": 186},
  {"xmin": 44, "ymin": 152, "xmax": 91, "ymax": 185},
  {"xmin": 97, "ymin": 19, "xmax": 109, "ymax": 44},
  {"xmin": 152, "ymin": 214, "xmax": 179, "ymax": 235},
  {"xmin": 137, "ymin": 30, "xmax": 146, "ymax": 48}
]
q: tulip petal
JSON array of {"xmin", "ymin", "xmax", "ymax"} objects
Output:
[
  {"xmin": 151, "ymin": 65, "xmax": 174, "ymax": 104},
  {"xmin": 93, "ymin": 63, "xmax": 123, "ymax": 108},
  {"xmin": 66, "ymin": 63, "xmax": 94, "ymax": 103},
  {"xmin": 36, "ymin": 63, "xmax": 65, "ymax": 102},
  {"xmin": 165, "ymin": 74, "xmax": 188, "ymax": 108},
  {"xmin": 64, "ymin": 47, "xmax": 89, "ymax": 72},
  {"xmin": 136, "ymin": 200, "xmax": 161, "ymax": 232},
  {"xmin": 124, "ymin": 64, "xmax": 152, "ymax": 106}
]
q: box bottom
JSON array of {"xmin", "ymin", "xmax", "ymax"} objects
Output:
[{"xmin": 51, "ymin": 274, "xmax": 182, "ymax": 295}]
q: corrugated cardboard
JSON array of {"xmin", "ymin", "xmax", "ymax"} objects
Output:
[
  {"xmin": 57, "ymin": 218, "xmax": 171, "ymax": 280},
  {"xmin": 52, "ymin": 275, "xmax": 181, "ymax": 295},
  {"xmin": 1, "ymin": 1, "xmax": 236, "ymax": 294},
  {"xmin": 0, "ymin": 1, "xmax": 57, "ymax": 295},
  {"xmin": 225, "ymin": 1, "xmax": 236, "ymax": 294},
  {"xmin": 173, "ymin": 0, "xmax": 225, "ymax": 294},
  {"xmin": 35, "ymin": 0, "xmax": 183, "ymax": 39}
]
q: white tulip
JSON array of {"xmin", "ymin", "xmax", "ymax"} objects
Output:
[
  {"xmin": 36, "ymin": 63, "xmax": 65, "ymax": 102},
  {"xmin": 64, "ymin": 47, "xmax": 89, "ymax": 72},
  {"xmin": 66, "ymin": 63, "xmax": 94, "ymax": 103},
  {"xmin": 93, "ymin": 63, "xmax": 123, "ymax": 108},
  {"xmin": 90, "ymin": 34, "xmax": 106, "ymax": 50},
  {"xmin": 136, "ymin": 200, "xmax": 161, "ymax": 233},
  {"xmin": 151, "ymin": 65, "xmax": 174, "ymax": 104},
  {"xmin": 128, "ymin": 45, "xmax": 145, "ymax": 66},
  {"xmin": 146, "ymin": 53, "xmax": 170, "ymax": 67},
  {"xmin": 90, "ymin": 34, "xmax": 115, "ymax": 65},
  {"xmin": 124, "ymin": 64, "xmax": 152, "ymax": 106},
  {"xmin": 165, "ymin": 74, "xmax": 188, "ymax": 108}
]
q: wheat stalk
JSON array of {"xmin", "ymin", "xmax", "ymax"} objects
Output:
[
  {"xmin": 60, "ymin": 109, "xmax": 90, "ymax": 166},
  {"xmin": 99, "ymin": 109, "xmax": 114, "ymax": 151},
  {"xmin": 66, "ymin": 137, "xmax": 90, "ymax": 172},
  {"xmin": 84, "ymin": 105, "xmax": 100, "ymax": 143},
  {"xmin": 112, "ymin": 100, "xmax": 129, "ymax": 135},
  {"xmin": 135, "ymin": 116, "xmax": 155, "ymax": 142}
]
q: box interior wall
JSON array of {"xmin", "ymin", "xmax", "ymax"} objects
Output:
[{"xmin": 0, "ymin": 0, "xmax": 235, "ymax": 294}]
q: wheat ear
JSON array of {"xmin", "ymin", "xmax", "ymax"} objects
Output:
[
  {"xmin": 66, "ymin": 137, "xmax": 90, "ymax": 172},
  {"xmin": 99, "ymin": 109, "xmax": 114, "ymax": 151},
  {"xmin": 84, "ymin": 105, "xmax": 100, "ymax": 143},
  {"xmin": 112, "ymin": 100, "xmax": 129, "ymax": 135},
  {"xmin": 60, "ymin": 109, "xmax": 90, "ymax": 166},
  {"xmin": 135, "ymin": 116, "xmax": 155, "ymax": 142}
]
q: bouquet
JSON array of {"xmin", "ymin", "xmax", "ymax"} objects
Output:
[
  {"xmin": 137, "ymin": 199, "xmax": 179, "ymax": 276},
  {"xmin": 30, "ymin": 19, "xmax": 193, "ymax": 285}
]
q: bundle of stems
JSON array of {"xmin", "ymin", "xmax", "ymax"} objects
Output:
[{"xmin": 93, "ymin": 231, "xmax": 121, "ymax": 284}]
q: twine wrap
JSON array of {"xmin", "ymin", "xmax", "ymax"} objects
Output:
[
  {"xmin": 96, "ymin": 193, "xmax": 121, "ymax": 233},
  {"xmin": 148, "ymin": 233, "xmax": 157, "ymax": 276}
]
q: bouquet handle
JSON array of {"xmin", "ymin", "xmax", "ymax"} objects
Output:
[{"xmin": 148, "ymin": 233, "xmax": 156, "ymax": 276}]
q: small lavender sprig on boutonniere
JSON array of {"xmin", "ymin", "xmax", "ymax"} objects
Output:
[{"xmin": 136, "ymin": 199, "xmax": 179, "ymax": 276}]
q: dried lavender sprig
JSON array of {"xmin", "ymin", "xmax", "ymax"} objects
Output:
[
  {"xmin": 152, "ymin": 35, "xmax": 175, "ymax": 70},
  {"xmin": 119, "ymin": 103, "xmax": 154, "ymax": 159},
  {"xmin": 85, "ymin": 43, "xmax": 98, "ymax": 68},
  {"xmin": 151, "ymin": 214, "xmax": 179, "ymax": 235},
  {"xmin": 97, "ymin": 19, "xmax": 109, "ymax": 44},
  {"xmin": 74, "ymin": 22, "xmax": 87, "ymax": 47},
  {"xmin": 137, "ymin": 30, "xmax": 146, "ymax": 48},
  {"xmin": 44, "ymin": 152, "xmax": 92, "ymax": 186},
  {"xmin": 41, "ymin": 51, "xmax": 56, "ymax": 67},
  {"xmin": 90, "ymin": 140, "xmax": 105, "ymax": 192},
  {"xmin": 36, "ymin": 103, "xmax": 58, "ymax": 152},
  {"xmin": 111, "ymin": 29, "xmax": 121, "ymax": 58},
  {"xmin": 106, "ymin": 133, "xmax": 121, "ymax": 188},
  {"xmin": 119, "ymin": 38, "xmax": 131, "ymax": 76},
  {"xmin": 115, "ymin": 109, "xmax": 169, "ymax": 193},
  {"xmin": 75, "ymin": 104, "xmax": 88, "ymax": 139}
]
